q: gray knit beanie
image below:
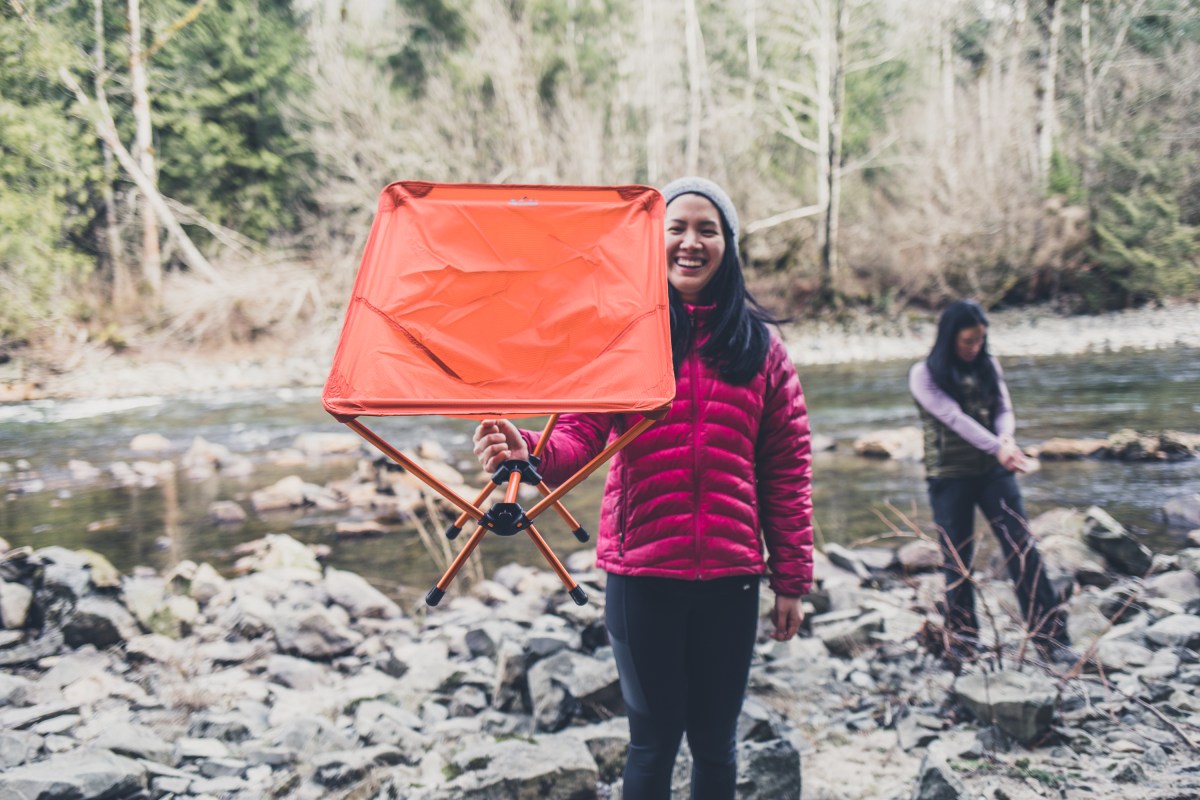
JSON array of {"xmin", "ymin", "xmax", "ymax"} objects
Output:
[{"xmin": 662, "ymin": 177, "xmax": 740, "ymax": 243}]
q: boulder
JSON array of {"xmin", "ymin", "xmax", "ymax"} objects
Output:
[
  {"xmin": 853, "ymin": 427, "xmax": 923, "ymax": 461},
  {"xmin": 1082, "ymin": 506, "xmax": 1152, "ymax": 575},
  {"xmin": 953, "ymin": 670, "xmax": 1058, "ymax": 745}
]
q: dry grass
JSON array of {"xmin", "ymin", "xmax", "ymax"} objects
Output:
[{"xmin": 159, "ymin": 256, "xmax": 333, "ymax": 347}]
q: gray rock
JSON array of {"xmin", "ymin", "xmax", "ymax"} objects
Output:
[
  {"xmin": 269, "ymin": 715, "xmax": 356, "ymax": 756},
  {"xmin": 61, "ymin": 596, "xmax": 140, "ymax": 649},
  {"xmin": 272, "ymin": 604, "xmax": 364, "ymax": 658},
  {"xmin": 450, "ymin": 685, "xmax": 489, "ymax": 717},
  {"xmin": 896, "ymin": 540, "xmax": 943, "ymax": 573},
  {"xmin": 267, "ymin": 653, "xmax": 329, "ymax": 690},
  {"xmin": 208, "ymin": 500, "xmax": 248, "ymax": 524},
  {"xmin": 312, "ymin": 745, "xmax": 405, "ymax": 788},
  {"xmin": 566, "ymin": 718, "xmax": 628, "ymax": 784},
  {"xmin": 814, "ymin": 610, "xmax": 885, "ymax": 657},
  {"xmin": 0, "ymin": 747, "xmax": 147, "ymax": 800},
  {"xmin": 737, "ymin": 697, "xmax": 782, "ymax": 743},
  {"xmin": 1144, "ymin": 570, "xmax": 1200, "ymax": 605},
  {"xmin": 1110, "ymin": 758, "xmax": 1147, "ymax": 783},
  {"xmin": 433, "ymin": 733, "xmax": 599, "ymax": 799},
  {"xmin": 0, "ymin": 581, "xmax": 32, "ymax": 629},
  {"xmin": 1093, "ymin": 638, "xmax": 1154, "ymax": 672},
  {"xmin": 493, "ymin": 640, "xmax": 530, "ymax": 713},
  {"xmin": 910, "ymin": 751, "xmax": 966, "ymax": 800},
  {"xmin": 736, "ymin": 738, "xmax": 802, "ymax": 800},
  {"xmin": 188, "ymin": 711, "xmax": 256, "ymax": 743},
  {"xmin": 853, "ymin": 427, "xmax": 923, "ymax": 461},
  {"xmin": 954, "ymin": 670, "xmax": 1058, "ymax": 746},
  {"xmin": 91, "ymin": 722, "xmax": 173, "ymax": 764},
  {"xmin": 1040, "ymin": 533, "xmax": 1111, "ymax": 589},
  {"xmin": 198, "ymin": 756, "xmax": 249, "ymax": 778},
  {"xmin": 896, "ymin": 713, "xmax": 942, "ymax": 751},
  {"xmin": 0, "ymin": 673, "xmax": 32, "ymax": 706},
  {"xmin": 0, "ymin": 703, "xmax": 80, "ymax": 732},
  {"xmin": 35, "ymin": 546, "xmax": 93, "ymax": 603},
  {"xmin": 527, "ymin": 650, "xmax": 621, "ymax": 732},
  {"xmin": 823, "ymin": 543, "xmax": 874, "ymax": 583},
  {"xmin": 174, "ymin": 736, "xmax": 231, "ymax": 761},
  {"xmin": 1083, "ymin": 506, "xmax": 1153, "ymax": 575},
  {"xmin": 1164, "ymin": 494, "xmax": 1200, "ymax": 529},
  {"xmin": 325, "ymin": 567, "xmax": 401, "ymax": 619},
  {"xmin": 353, "ymin": 702, "xmax": 427, "ymax": 762},
  {"xmin": 1145, "ymin": 614, "xmax": 1200, "ymax": 649},
  {"xmin": 0, "ymin": 731, "xmax": 42, "ymax": 769}
]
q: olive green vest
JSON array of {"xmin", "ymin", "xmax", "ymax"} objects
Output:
[{"xmin": 918, "ymin": 372, "xmax": 997, "ymax": 478}]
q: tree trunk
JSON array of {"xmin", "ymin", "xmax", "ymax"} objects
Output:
[
  {"xmin": 819, "ymin": 0, "xmax": 847, "ymax": 306},
  {"xmin": 940, "ymin": 1, "xmax": 957, "ymax": 194},
  {"xmin": 56, "ymin": 65, "xmax": 224, "ymax": 285},
  {"xmin": 683, "ymin": 0, "xmax": 703, "ymax": 175},
  {"xmin": 1035, "ymin": 0, "xmax": 1062, "ymax": 189},
  {"xmin": 1081, "ymin": 0, "xmax": 1095, "ymax": 213},
  {"xmin": 744, "ymin": 0, "xmax": 759, "ymax": 105},
  {"xmin": 128, "ymin": 0, "xmax": 162, "ymax": 298},
  {"xmin": 641, "ymin": 0, "xmax": 662, "ymax": 184},
  {"xmin": 814, "ymin": 0, "xmax": 832, "ymax": 258},
  {"xmin": 95, "ymin": 0, "xmax": 132, "ymax": 310}
]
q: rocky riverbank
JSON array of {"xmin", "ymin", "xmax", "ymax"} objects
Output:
[
  {"xmin": 2, "ymin": 505, "xmax": 1200, "ymax": 799},
  {"xmin": 4, "ymin": 301, "xmax": 1200, "ymax": 402}
]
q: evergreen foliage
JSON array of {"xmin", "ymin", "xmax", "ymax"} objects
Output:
[
  {"xmin": 152, "ymin": 0, "xmax": 313, "ymax": 242},
  {"xmin": 0, "ymin": 10, "xmax": 98, "ymax": 340},
  {"xmin": 1086, "ymin": 188, "xmax": 1200, "ymax": 308}
]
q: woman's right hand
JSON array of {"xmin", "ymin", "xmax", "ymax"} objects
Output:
[
  {"xmin": 472, "ymin": 419, "xmax": 529, "ymax": 473},
  {"xmin": 997, "ymin": 440, "xmax": 1028, "ymax": 473}
]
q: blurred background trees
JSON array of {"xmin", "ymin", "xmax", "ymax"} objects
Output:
[{"xmin": 1, "ymin": 0, "xmax": 1197, "ymax": 354}]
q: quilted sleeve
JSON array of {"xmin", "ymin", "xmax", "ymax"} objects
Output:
[
  {"xmin": 755, "ymin": 335, "xmax": 814, "ymax": 597},
  {"xmin": 519, "ymin": 413, "xmax": 615, "ymax": 487}
]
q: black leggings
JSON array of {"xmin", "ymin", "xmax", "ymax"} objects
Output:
[
  {"xmin": 928, "ymin": 465, "xmax": 1067, "ymax": 646},
  {"xmin": 605, "ymin": 573, "xmax": 759, "ymax": 800}
]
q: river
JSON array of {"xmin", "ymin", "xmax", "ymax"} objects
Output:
[{"xmin": 1, "ymin": 346, "xmax": 1197, "ymax": 602}]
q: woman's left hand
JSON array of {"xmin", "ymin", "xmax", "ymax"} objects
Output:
[
  {"xmin": 770, "ymin": 595, "xmax": 805, "ymax": 641},
  {"xmin": 997, "ymin": 440, "xmax": 1028, "ymax": 473}
]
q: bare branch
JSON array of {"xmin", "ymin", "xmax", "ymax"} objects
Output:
[
  {"xmin": 144, "ymin": 0, "xmax": 211, "ymax": 63},
  {"xmin": 744, "ymin": 204, "xmax": 824, "ymax": 235}
]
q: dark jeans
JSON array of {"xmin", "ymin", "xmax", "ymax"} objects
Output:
[
  {"xmin": 927, "ymin": 466, "xmax": 1067, "ymax": 647},
  {"xmin": 605, "ymin": 573, "xmax": 760, "ymax": 800}
]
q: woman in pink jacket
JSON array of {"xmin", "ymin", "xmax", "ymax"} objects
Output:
[{"xmin": 473, "ymin": 177, "xmax": 813, "ymax": 799}]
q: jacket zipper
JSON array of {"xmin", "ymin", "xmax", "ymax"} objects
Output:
[
  {"xmin": 690, "ymin": 310, "xmax": 701, "ymax": 580},
  {"xmin": 618, "ymin": 432, "xmax": 628, "ymax": 558}
]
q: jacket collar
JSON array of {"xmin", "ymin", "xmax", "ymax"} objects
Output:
[{"xmin": 684, "ymin": 302, "xmax": 717, "ymax": 325}]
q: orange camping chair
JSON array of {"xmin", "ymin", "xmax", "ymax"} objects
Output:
[{"xmin": 323, "ymin": 181, "xmax": 674, "ymax": 607}]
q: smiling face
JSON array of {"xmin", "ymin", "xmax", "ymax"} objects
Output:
[
  {"xmin": 665, "ymin": 194, "xmax": 726, "ymax": 304},
  {"xmin": 955, "ymin": 323, "xmax": 987, "ymax": 363}
]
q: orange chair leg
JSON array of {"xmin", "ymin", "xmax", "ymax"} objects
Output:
[{"xmin": 426, "ymin": 525, "xmax": 488, "ymax": 606}]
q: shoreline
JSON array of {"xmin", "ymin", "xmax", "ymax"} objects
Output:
[
  {"xmin": 7, "ymin": 301, "xmax": 1200, "ymax": 402},
  {"xmin": 785, "ymin": 299, "xmax": 1200, "ymax": 366}
]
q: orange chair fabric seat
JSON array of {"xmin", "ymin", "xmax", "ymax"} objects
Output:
[{"xmin": 323, "ymin": 181, "xmax": 674, "ymax": 419}]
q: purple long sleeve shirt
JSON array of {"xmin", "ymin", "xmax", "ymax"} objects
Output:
[{"xmin": 908, "ymin": 357, "xmax": 1015, "ymax": 456}]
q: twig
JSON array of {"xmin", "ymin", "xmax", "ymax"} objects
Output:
[{"xmin": 1130, "ymin": 695, "xmax": 1200, "ymax": 753}]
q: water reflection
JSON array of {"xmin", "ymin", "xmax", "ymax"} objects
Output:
[{"xmin": 1, "ymin": 347, "xmax": 1197, "ymax": 599}]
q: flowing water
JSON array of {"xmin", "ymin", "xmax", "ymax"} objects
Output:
[{"xmin": 1, "ymin": 347, "xmax": 1197, "ymax": 602}]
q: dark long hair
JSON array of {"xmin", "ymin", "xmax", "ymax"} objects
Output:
[
  {"xmin": 668, "ymin": 211, "xmax": 781, "ymax": 385},
  {"xmin": 926, "ymin": 299, "xmax": 1000, "ymax": 413}
]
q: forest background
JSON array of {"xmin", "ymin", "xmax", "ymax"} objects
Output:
[{"xmin": 1, "ymin": 0, "xmax": 1198, "ymax": 379}]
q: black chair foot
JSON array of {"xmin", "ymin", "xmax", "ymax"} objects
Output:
[
  {"xmin": 426, "ymin": 587, "xmax": 446, "ymax": 606},
  {"xmin": 569, "ymin": 586, "xmax": 588, "ymax": 606},
  {"xmin": 444, "ymin": 523, "xmax": 462, "ymax": 540},
  {"xmin": 572, "ymin": 527, "xmax": 590, "ymax": 543}
]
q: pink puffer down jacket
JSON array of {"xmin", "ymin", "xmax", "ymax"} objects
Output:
[{"xmin": 521, "ymin": 306, "xmax": 814, "ymax": 596}]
